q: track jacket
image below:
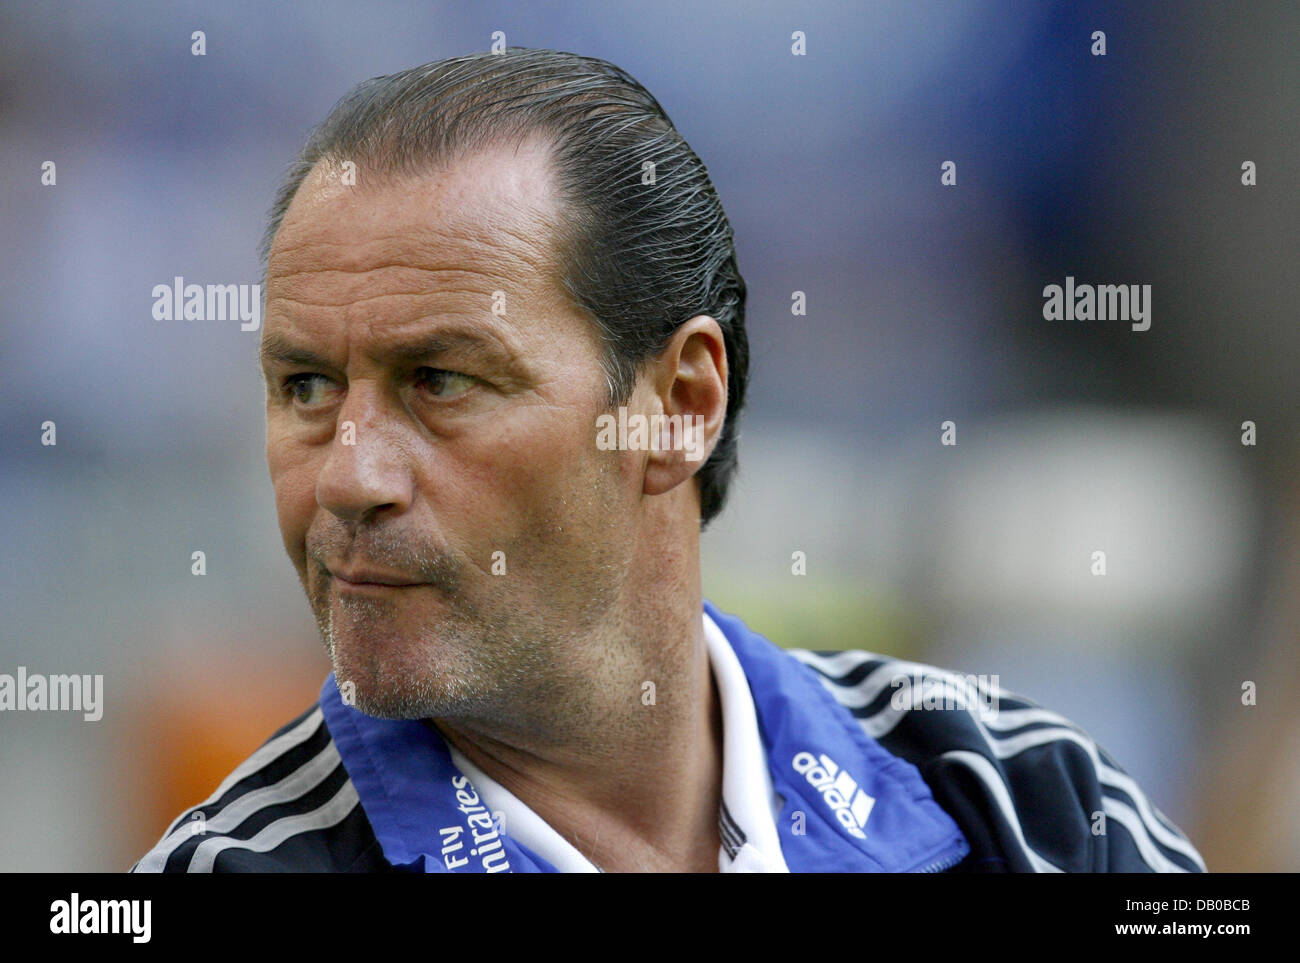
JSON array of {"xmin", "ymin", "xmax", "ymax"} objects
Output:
[{"xmin": 132, "ymin": 601, "xmax": 1206, "ymax": 873}]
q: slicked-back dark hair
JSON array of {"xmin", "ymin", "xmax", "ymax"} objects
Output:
[{"xmin": 261, "ymin": 47, "xmax": 748, "ymax": 526}]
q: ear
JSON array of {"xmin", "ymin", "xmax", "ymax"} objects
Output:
[{"xmin": 642, "ymin": 316, "xmax": 728, "ymax": 499}]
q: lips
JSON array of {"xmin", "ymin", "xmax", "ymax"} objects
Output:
[{"xmin": 327, "ymin": 565, "xmax": 425, "ymax": 588}]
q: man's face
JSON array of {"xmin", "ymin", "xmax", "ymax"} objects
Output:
[{"xmin": 262, "ymin": 141, "xmax": 636, "ymax": 721}]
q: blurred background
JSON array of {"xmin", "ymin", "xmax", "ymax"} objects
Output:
[{"xmin": 0, "ymin": 0, "xmax": 1295, "ymax": 871}]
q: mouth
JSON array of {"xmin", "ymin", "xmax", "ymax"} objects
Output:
[{"xmin": 326, "ymin": 564, "xmax": 427, "ymax": 592}]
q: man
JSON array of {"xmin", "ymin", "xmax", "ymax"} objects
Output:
[{"xmin": 133, "ymin": 48, "xmax": 1205, "ymax": 873}]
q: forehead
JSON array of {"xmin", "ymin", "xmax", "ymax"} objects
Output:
[{"xmin": 266, "ymin": 138, "xmax": 570, "ymax": 316}]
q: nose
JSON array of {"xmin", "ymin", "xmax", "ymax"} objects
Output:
[{"xmin": 315, "ymin": 383, "xmax": 414, "ymax": 524}]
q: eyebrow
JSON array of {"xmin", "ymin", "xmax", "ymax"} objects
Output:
[{"xmin": 259, "ymin": 328, "xmax": 516, "ymax": 371}]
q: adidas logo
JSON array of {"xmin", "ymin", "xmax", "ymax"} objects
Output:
[{"xmin": 792, "ymin": 751, "xmax": 876, "ymax": 839}]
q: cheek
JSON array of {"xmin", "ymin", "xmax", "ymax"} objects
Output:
[
  {"xmin": 439, "ymin": 431, "xmax": 570, "ymax": 539},
  {"xmin": 436, "ymin": 405, "xmax": 620, "ymax": 551},
  {"xmin": 266, "ymin": 431, "xmax": 317, "ymax": 563}
]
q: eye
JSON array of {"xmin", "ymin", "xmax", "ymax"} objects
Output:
[
  {"xmin": 415, "ymin": 367, "xmax": 476, "ymax": 399},
  {"xmin": 283, "ymin": 373, "xmax": 337, "ymax": 408}
]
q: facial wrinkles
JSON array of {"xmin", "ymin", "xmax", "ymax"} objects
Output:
[
  {"xmin": 269, "ymin": 181, "xmax": 560, "ymax": 289},
  {"xmin": 266, "ymin": 283, "xmax": 552, "ymax": 405}
]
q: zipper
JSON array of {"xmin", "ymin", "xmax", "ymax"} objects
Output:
[{"xmin": 915, "ymin": 846, "xmax": 968, "ymax": 873}]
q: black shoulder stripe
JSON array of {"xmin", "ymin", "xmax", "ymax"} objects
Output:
[
  {"xmin": 159, "ymin": 760, "xmax": 354, "ymax": 872},
  {"xmin": 135, "ymin": 705, "xmax": 331, "ymax": 872},
  {"xmin": 786, "ymin": 648, "xmax": 1206, "ymax": 873}
]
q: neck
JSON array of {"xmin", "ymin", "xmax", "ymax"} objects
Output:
[{"xmin": 431, "ymin": 495, "xmax": 724, "ymax": 872}]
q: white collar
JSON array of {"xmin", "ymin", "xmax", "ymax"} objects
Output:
[{"xmin": 444, "ymin": 609, "xmax": 788, "ymax": 872}]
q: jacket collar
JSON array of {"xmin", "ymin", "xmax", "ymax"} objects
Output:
[
  {"xmin": 319, "ymin": 601, "xmax": 968, "ymax": 872},
  {"xmin": 705, "ymin": 601, "xmax": 969, "ymax": 872}
]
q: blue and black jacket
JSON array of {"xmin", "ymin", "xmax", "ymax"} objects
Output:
[{"xmin": 132, "ymin": 602, "xmax": 1206, "ymax": 873}]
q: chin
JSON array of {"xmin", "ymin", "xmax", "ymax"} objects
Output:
[
  {"xmin": 327, "ymin": 629, "xmax": 478, "ymax": 720},
  {"xmin": 332, "ymin": 662, "xmax": 455, "ymax": 720}
]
